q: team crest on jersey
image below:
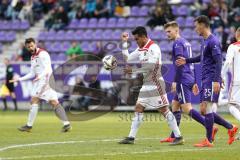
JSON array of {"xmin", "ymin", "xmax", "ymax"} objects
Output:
[{"xmin": 144, "ymin": 52, "xmax": 147, "ymax": 56}]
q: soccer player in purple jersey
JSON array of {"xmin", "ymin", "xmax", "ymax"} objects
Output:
[
  {"xmin": 176, "ymin": 15, "xmax": 238, "ymax": 147},
  {"xmin": 160, "ymin": 21, "xmax": 207, "ymax": 144}
]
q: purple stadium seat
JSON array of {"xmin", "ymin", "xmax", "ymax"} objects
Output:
[
  {"xmin": 50, "ymin": 53, "xmax": 59, "ymax": 61},
  {"xmin": 20, "ymin": 20, "xmax": 30, "ymax": 30},
  {"xmin": 148, "ymin": 30, "xmax": 159, "ymax": 40},
  {"xmin": 107, "ymin": 18, "xmax": 117, "ymax": 28},
  {"xmin": 177, "ymin": 5, "xmax": 189, "ymax": 16},
  {"xmin": 185, "ymin": 17, "xmax": 194, "ymax": 27},
  {"xmin": 0, "ymin": 21, "xmax": 10, "ymax": 30},
  {"xmin": 55, "ymin": 30, "xmax": 65, "ymax": 41},
  {"xmin": 160, "ymin": 41, "xmax": 170, "ymax": 53},
  {"xmin": 5, "ymin": 31, "xmax": 16, "ymax": 42},
  {"xmin": 190, "ymin": 40, "xmax": 200, "ymax": 52},
  {"xmin": 74, "ymin": 30, "xmax": 83, "ymax": 41},
  {"xmin": 116, "ymin": 18, "xmax": 126, "ymax": 28},
  {"xmin": 139, "ymin": 6, "xmax": 149, "ymax": 16},
  {"xmin": 136, "ymin": 17, "xmax": 146, "ymax": 26},
  {"xmin": 81, "ymin": 41, "xmax": 90, "ymax": 52},
  {"xmin": 78, "ymin": 18, "xmax": 88, "ymax": 29},
  {"xmin": 176, "ymin": 17, "xmax": 185, "ymax": 27},
  {"xmin": 182, "ymin": 0, "xmax": 194, "ymax": 4},
  {"xmin": 65, "ymin": 30, "xmax": 75, "ymax": 41},
  {"xmin": 11, "ymin": 20, "xmax": 21, "ymax": 30},
  {"xmin": 126, "ymin": 17, "xmax": 136, "ymax": 28},
  {"xmin": 82, "ymin": 29, "xmax": 93, "ymax": 40},
  {"xmin": 51, "ymin": 41, "xmax": 62, "ymax": 52},
  {"xmin": 57, "ymin": 53, "xmax": 67, "ymax": 61},
  {"xmin": 38, "ymin": 31, "xmax": 48, "ymax": 41},
  {"xmin": 181, "ymin": 28, "xmax": 192, "ymax": 39},
  {"xmin": 92, "ymin": 29, "xmax": 103, "ymax": 40},
  {"xmin": 158, "ymin": 30, "xmax": 168, "ymax": 40},
  {"xmin": 140, "ymin": 0, "xmax": 156, "ymax": 5},
  {"xmin": 0, "ymin": 32, "xmax": 6, "ymax": 42},
  {"xmin": 97, "ymin": 18, "xmax": 107, "ymax": 28},
  {"xmin": 88, "ymin": 42, "xmax": 98, "ymax": 52},
  {"xmin": 131, "ymin": 6, "xmax": 139, "ymax": 16},
  {"xmin": 172, "ymin": 6, "xmax": 178, "ymax": 16},
  {"xmin": 68, "ymin": 19, "xmax": 79, "ymax": 29},
  {"xmin": 112, "ymin": 29, "xmax": 122, "ymax": 40},
  {"xmin": 61, "ymin": 41, "xmax": 71, "ymax": 52},
  {"xmin": 44, "ymin": 42, "xmax": 52, "ymax": 51},
  {"xmin": 46, "ymin": 30, "xmax": 56, "ymax": 41},
  {"xmin": 102, "ymin": 29, "xmax": 113, "ymax": 40},
  {"xmin": 88, "ymin": 18, "xmax": 97, "ymax": 28}
]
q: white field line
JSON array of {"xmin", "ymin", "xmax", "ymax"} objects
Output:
[
  {"xmin": 0, "ymin": 147, "xmax": 234, "ymax": 160},
  {"xmin": 0, "ymin": 137, "xmax": 161, "ymax": 152},
  {"xmin": 0, "ymin": 137, "xmax": 232, "ymax": 160}
]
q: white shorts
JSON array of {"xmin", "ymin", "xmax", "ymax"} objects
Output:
[
  {"xmin": 31, "ymin": 80, "xmax": 58, "ymax": 102},
  {"xmin": 137, "ymin": 81, "xmax": 169, "ymax": 108},
  {"xmin": 229, "ymin": 84, "xmax": 240, "ymax": 105}
]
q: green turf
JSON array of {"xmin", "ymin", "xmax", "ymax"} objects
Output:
[{"xmin": 0, "ymin": 111, "xmax": 240, "ymax": 160}]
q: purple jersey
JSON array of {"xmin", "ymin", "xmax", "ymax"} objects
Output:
[
  {"xmin": 201, "ymin": 34, "xmax": 222, "ymax": 83},
  {"xmin": 172, "ymin": 37, "xmax": 195, "ymax": 84}
]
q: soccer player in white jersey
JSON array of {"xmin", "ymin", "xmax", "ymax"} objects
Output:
[
  {"xmin": 10, "ymin": 38, "xmax": 72, "ymax": 132},
  {"xmin": 118, "ymin": 26, "xmax": 184, "ymax": 145},
  {"xmin": 222, "ymin": 27, "xmax": 240, "ymax": 132}
]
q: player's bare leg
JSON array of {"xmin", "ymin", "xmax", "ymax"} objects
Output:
[
  {"xmin": 119, "ymin": 103, "xmax": 144, "ymax": 144},
  {"xmin": 158, "ymin": 106, "xmax": 184, "ymax": 145},
  {"xmin": 18, "ymin": 97, "xmax": 40, "ymax": 132},
  {"xmin": 49, "ymin": 100, "xmax": 72, "ymax": 132},
  {"xmin": 10, "ymin": 92, "xmax": 18, "ymax": 111}
]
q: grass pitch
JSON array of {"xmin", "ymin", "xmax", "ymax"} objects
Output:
[{"xmin": 0, "ymin": 111, "xmax": 240, "ymax": 160}]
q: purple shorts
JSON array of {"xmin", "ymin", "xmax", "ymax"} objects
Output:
[
  {"xmin": 174, "ymin": 83, "xmax": 193, "ymax": 104},
  {"xmin": 200, "ymin": 82, "xmax": 220, "ymax": 103}
]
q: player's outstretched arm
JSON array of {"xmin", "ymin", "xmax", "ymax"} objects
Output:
[
  {"xmin": 176, "ymin": 55, "xmax": 201, "ymax": 66},
  {"xmin": 16, "ymin": 66, "xmax": 35, "ymax": 82}
]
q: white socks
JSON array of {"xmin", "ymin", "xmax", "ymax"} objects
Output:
[
  {"xmin": 128, "ymin": 112, "xmax": 144, "ymax": 138},
  {"xmin": 229, "ymin": 104, "xmax": 240, "ymax": 122},
  {"xmin": 165, "ymin": 111, "xmax": 181, "ymax": 138},
  {"xmin": 212, "ymin": 103, "xmax": 218, "ymax": 113},
  {"xmin": 27, "ymin": 104, "xmax": 39, "ymax": 127}
]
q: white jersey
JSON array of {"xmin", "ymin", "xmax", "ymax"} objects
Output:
[
  {"xmin": 122, "ymin": 39, "xmax": 169, "ymax": 108},
  {"xmin": 19, "ymin": 48, "xmax": 58, "ymax": 101},
  {"xmin": 222, "ymin": 41, "xmax": 240, "ymax": 85}
]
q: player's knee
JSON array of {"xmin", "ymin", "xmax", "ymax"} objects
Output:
[
  {"xmin": 172, "ymin": 100, "xmax": 181, "ymax": 112},
  {"xmin": 181, "ymin": 103, "xmax": 192, "ymax": 113},
  {"xmin": 30, "ymin": 97, "xmax": 39, "ymax": 104},
  {"xmin": 158, "ymin": 106, "xmax": 169, "ymax": 115},
  {"xmin": 135, "ymin": 104, "xmax": 144, "ymax": 113},
  {"xmin": 49, "ymin": 100, "xmax": 59, "ymax": 108}
]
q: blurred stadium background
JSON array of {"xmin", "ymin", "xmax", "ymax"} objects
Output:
[
  {"xmin": 0, "ymin": 1, "xmax": 240, "ymax": 160},
  {"xmin": 0, "ymin": 0, "xmax": 239, "ymax": 111}
]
